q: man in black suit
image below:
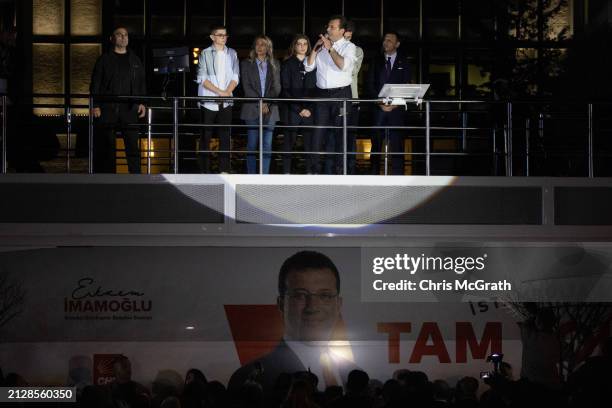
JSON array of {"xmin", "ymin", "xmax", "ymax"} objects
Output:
[
  {"xmin": 228, "ymin": 251, "xmax": 358, "ymax": 395},
  {"xmin": 366, "ymin": 31, "xmax": 412, "ymax": 175}
]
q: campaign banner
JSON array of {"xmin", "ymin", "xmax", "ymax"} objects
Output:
[{"xmin": 0, "ymin": 245, "xmax": 609, "ymax": 389}]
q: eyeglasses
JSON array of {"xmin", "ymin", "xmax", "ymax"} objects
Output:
[
  {"xmin": 212, "ymin": 34, "xmax": 228, "ymax": 38},
  {"xmin": 285, "ymin": 290, "xmax": 338, "ymax": 304}
]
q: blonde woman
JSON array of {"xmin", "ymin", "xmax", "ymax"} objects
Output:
[{"xmin": 240, "ymin": 35, "xmax": 281, "ymax": 174}]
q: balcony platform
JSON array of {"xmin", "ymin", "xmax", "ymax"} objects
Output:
[{"xmin": 0, "ymin": 174, "xmax": 611, "ymax": 245}]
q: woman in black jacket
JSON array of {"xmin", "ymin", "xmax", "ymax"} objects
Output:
[{"xmin": 281, "ymin": 35, "xmax": 317, "ymax": 174}]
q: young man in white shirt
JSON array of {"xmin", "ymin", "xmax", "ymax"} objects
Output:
[
  {"xmin": 196, "ymin": 26, "xmax": 239, "ymax": 173},
  {"xmin": 305, "ymin": 15, "xmax": 357, "ymax": 174}
]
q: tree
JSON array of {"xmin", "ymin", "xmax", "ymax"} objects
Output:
[{"xmin": 505, "ymin": 301, "xmax": 612, "ymax": 381}]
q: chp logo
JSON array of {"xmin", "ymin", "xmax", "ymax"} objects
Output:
[
  {"xmin": 64, "ymin": 277, "xmax": 153, "ymax": 321},
  {"xmin": 93, "ymin": 354, "xmax": 122, "ymax": 385}
]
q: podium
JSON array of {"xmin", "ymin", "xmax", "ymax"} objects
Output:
[
  {"xmin": 374, "ymin": 84, "xmax": 430, "ymax": 175},
  {"xmin": 378, "ymin": 84, "xmax": 430, "ymax": 108}
]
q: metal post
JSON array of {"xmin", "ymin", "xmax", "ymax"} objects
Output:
[
  {"xmin": 538, "ymin": 112, "xmax": 544, "ymax": 176},
  {"xmin": 505, "ymin": 102, "xmax": 513, "ymax": 176},
  {"xmin": 1, "ymin": 95, "xmax": 7, "ymax": 174},
  {"xmin": 259, "ymin": 98, "xmax": 264, "ymax": 175},
  {"xmin": 588, "ymin": 103, "xmax": 594, "ymax": 177},
  {"xmin": 538, "ymin": 112, "xmax": 544, "ymax": 140},
  {"xmin": 383, "ymin": 128, "xmax": 389, "ymax": 176},
  {"xmin": 173, "ymin": 97, "xmax": 179, "ymax": 174},
  {"xmin": 461, "ymin": 111, "xmax": 467, "ymax": 152},
  {"xmin": 425, "ymin": 101, "xmax": 431, "ymax": 176},
  {"xmin": 147, "ymin": 107, "xmax": 152, "ymax": 174},
  {"xmin": 88, "ymin": 96, "xmax": 94, "ymax": 174},
  {"xmin": 492, "ymin": 127, "xmax": 497, "ymax": 176},
  {"xmin": 342, "ymin": 99, "xmax": 348, "ymax": 175},
  {"xmin": 525, "ymin": 118, "xmax": 530, "ymax": 176},
  {"xmin": 66, "ymin": 106, "xmax": 72, "ymax": 173}
]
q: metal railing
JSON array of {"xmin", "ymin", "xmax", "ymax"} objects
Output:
[
  {"xmin": 0, "ymin": 94, "xmax": 607, "ymax": 177},
  {"xmin": 1, "ymin": 94, "xmax": 6, "ymax": 174}
]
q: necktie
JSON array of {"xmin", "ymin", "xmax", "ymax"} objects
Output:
[{"xmin": 384, "ymin": 56, "xmax": 392, "ymax": 81}]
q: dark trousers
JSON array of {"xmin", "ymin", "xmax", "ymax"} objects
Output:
[
  {"xmin": 372, "ymin": 107, "xmax": 405, "ymax": 175},
  {"xmin": 199, "ymin": 106, "xmax": 232, "ymax": 173},
  {"xmin": 94, "ymin": 104, "xmax": 141, "ymax": 174},
  {"xmin": 283, "ymin": 109, "xmax": 314, "ymax": 174},
  {"xmin": 313, "ymin": 86, "xmax": 352, "ymax": 174}
]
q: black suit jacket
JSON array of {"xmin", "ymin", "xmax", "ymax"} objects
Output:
[
  {"xmin": 366, "ymin": 54, "xmax": 412, "ymax": 98},
  {"xmin": 281, "ymin": 56, "xmax": 317, "ymax": 115},
  {"xmin": 227, "ymin": 340, "xmax": 359, "ymax": 394}
]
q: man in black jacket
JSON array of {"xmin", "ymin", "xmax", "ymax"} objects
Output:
[
  {"xmin": 366, "ymin": 31, "xmax": 411, "ymax": 175},
  {"xmin": 90, "ymin": 26, "xmax": 146, "ymax": 174}
]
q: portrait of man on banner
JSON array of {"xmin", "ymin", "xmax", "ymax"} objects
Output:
[{"xmin": 227, "ymin": 250, "xmax": 359, "ymax": 394}]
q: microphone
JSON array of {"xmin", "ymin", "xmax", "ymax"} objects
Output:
[
  {"xmin": 313, "ymin": 40, "xmax": 324, "ymax": 52},
  {"xmin": 313, "ymin": 33, "xmax": 328, "ymax": 52}
]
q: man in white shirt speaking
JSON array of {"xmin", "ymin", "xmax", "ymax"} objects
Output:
[{"xmin": 304, "ymin": 15, "xmax": 357, "ymax": 174}]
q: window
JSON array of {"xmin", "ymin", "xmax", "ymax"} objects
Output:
[
  {"xmin": 425, "ymin": 0, "xmax": 459, "ymax": 41},
  {"xmin": 151, "ymin": 0, "xmax": 184, "ymax": 38},
  {"xmin": 384, "ymin": 0, "xmax": 420, "ymax": 41},
  {"xmin": 71, "ymin": 0, "xmax": 102, "ymax": 36},
  {"xmin": 462, "ymin": 0, "xmax": 496, "ymax": 40},
  {"xmin": 33, "ymin": 0, "xmax": 64, "ymax": 36},
  {"xmin": 189, "ymin": 0, "xmax": 224, "ymax": 38},
  {"xmin": 227, "ymin": 0, "xmax": 263, "ymax": 50},
  {"xmin": 267, "ymin": 0, "xmax": 303, "ymax": 53},
  {"xmin": 345, "ymin": 0, "xmax": 381, "ymax": 50},
  {"xmin": 305, "ymin": 0, "xmax": 343, "ymax": 39},
  {"xmin": 113, "ymin": 0, "xmax": 144, "ymax": 37}
]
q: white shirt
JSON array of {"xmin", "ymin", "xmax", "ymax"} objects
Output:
[
  {"xmin": 305, "ymin": 37, "xmax": 356, "ymax": 89},
  {"xmin": 284, "ymin": 339, "xmax": 342, "ymax": 391},
  {"xmin": 215, "ymin": 49, "xmax": 226, "ymax": 93}
]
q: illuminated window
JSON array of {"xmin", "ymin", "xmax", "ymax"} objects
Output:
[
  {"xmin": 70, "ymin": 44, "xmax": 102, "ymax": 115},
  {"xmin": 465, "ymin": 50, "xmax": 492, "ymax": 97},
  {"xmin": 547, "ymin": 0, "xmax": 572, "ymax": 40},
  {"xmin": 33, "ymin": 0, "xmax": 64, "ymax": 36},
  {"xmin": 33, "ymin": 43, "xmax": 65, "ymax": 116},
  {"xmin": 508, "ymin": 0, "xmax": 572, "ymax": 41},
  {"xmin": 71, "ymin": 0, "xmax": 102, "ymax": 36}
]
